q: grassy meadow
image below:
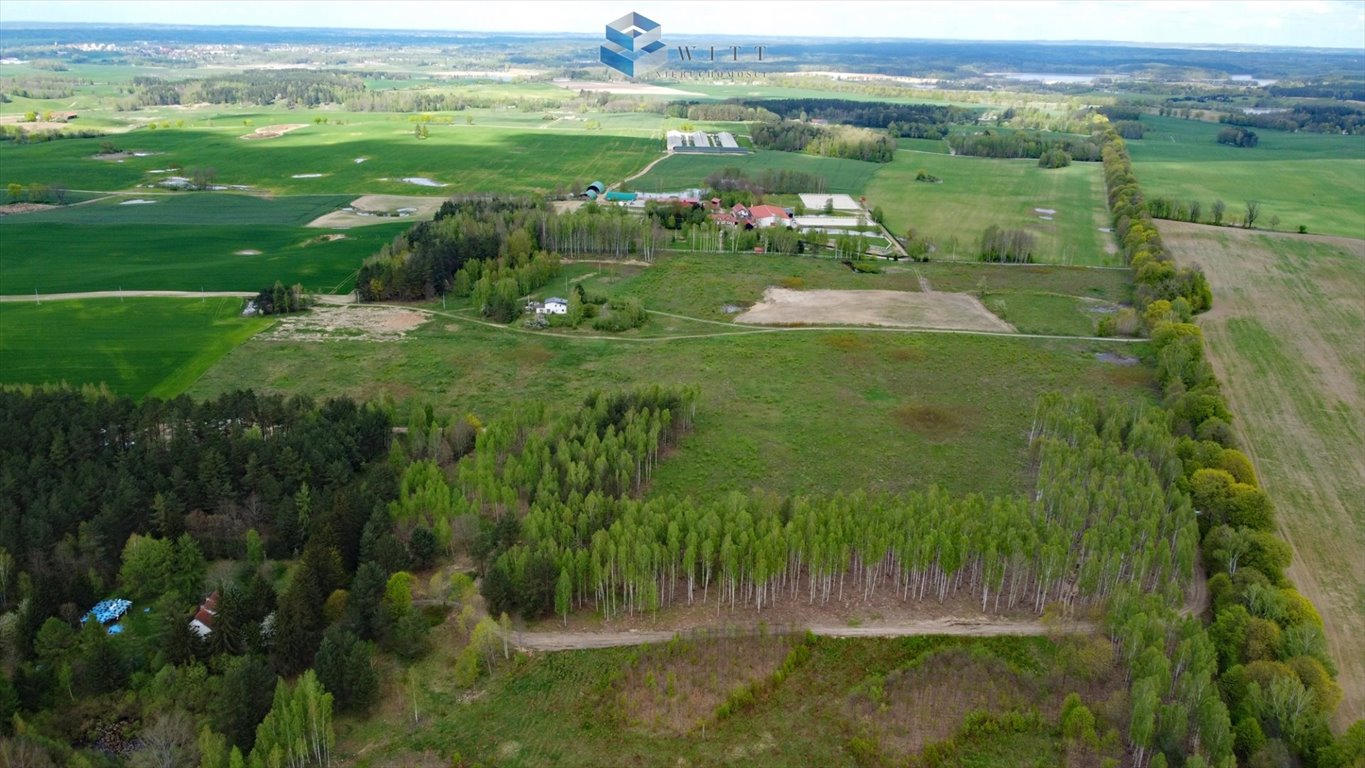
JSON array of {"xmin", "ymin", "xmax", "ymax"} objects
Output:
[
  {"xmin": 1161, "ymin": 222, "xmax": 1365, "ymax": 725},
  {"xmin": 191, "ymin": 253, "xmax": 1150, "ymax": 501},
  {"xmin": 0, "ymin": 194, "xmax": 410, "ymax": 293},
  {"xmin": 1128, "ymin": 115, "xmax": 1365, "ymax": 239},
  {"xmin": 338, "ymin": 631, "xmax": 1123, "ymax": 768},
  {"xmin": 864, "ymin": 149, "xmax": 1117, "ymax": 266},
  {"xmin": 0, "ymin": 297, "xmax": 271, "ymax": 399}
]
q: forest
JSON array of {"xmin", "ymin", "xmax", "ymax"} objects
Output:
[
  {"xmin": 750, "ymin": 122, "xmax": 896, "ymax": 162},
  {"xmin": 0, "ymin": 387, "xmax": 414, "ymax": 766},
  {"xmin": 130, "ymin": 72, "xmax": 367, "ymax": 108},
  {"xmin": 354, "ymin": 197, "xmax": 663, "ymax": 306},
  {"xmin": 741, "ymin": 98, "xmax": 974, "ymax": 134}
]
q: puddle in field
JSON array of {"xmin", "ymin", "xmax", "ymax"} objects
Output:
[
  {"xmin": 400, "ymin": 176, "xmax": 447, "ymax": 187},
  {"xmin": 120, "ymin": 199, "xmax": 158, "ymax": 205},
  {"xmin": 291, "ymin": 173, "xmax": 325, "ymax": 178}
]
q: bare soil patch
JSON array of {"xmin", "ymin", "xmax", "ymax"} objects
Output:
[
  {"xmin": 305, "ymin": 194, "xmax": 447, "ymax": 229},
  {"xmin": 258, "ymin": 306, "xmax": 428, "ymax": 342},
  {"xmin": 0, "ymin": 203, "xmax": 56, "ymax": 216},
  {"xmin": 239, "ymin": 123, "xmax": 308, "ymax": 140},
  {"xmin": 892, "ymin": 404, "xmax": 968, "ymax": 440},
  {"xmin": 734, "ymin": 287, "xmax": 1015, "ymax": 333},
  {"xmin": 302, "ymin": 233, "xmax": 348, "ymax": 245},
  {"xmin": 234, "ymin": 249, "xmax": 262, "ymax": 256}
]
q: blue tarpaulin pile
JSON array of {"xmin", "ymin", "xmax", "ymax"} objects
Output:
[{"xmin": 81, "ymin": 598, "xmax": 132, "ymax": 625}]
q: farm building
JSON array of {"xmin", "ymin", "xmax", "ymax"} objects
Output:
[
  {"xmin": 583, "ymin": 181, "xmax": 606, "ymax": 200},
  {"xmin": 527, "ymin": 298, "xmax": 569, "ymax": 315},
  {"xmin": 665, "ymin": 130, "xmax": 749, "ymax": 155},
  {"xmin": 189, "ymin": 590, "xmax": 220, "ymax": 638},
  {"xmin": 747, "ymin": 204, "xmax": 794, "ymax": 228}
]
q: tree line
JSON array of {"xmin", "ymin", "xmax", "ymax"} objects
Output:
[
  {"xmin": 947, "ymin": 130, "xmax": 1103, "ymax": 162},
  {"xmin": 1099, "ymin": 110, "xmax": 1362, "ymax": 765},
  {"xmin": 1099, "ymin": 118, "xmax": 1213, "ymax": 322},
  {"xmin": 1220, "ymin": 104, "xmax": 1365, "ymax": 134}
]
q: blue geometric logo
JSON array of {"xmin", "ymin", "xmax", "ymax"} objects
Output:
[{"xmin": 600, "ymin": 12, "xmax": 666, "ymax": 78}]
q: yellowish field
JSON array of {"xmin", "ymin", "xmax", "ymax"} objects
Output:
[{"xmin": 1161, "ymin": 221, "xmax": 1365, "ymax": 727}]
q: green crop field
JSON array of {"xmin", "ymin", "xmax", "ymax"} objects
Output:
[
  {"xmin": 1128, "ymin": 116, "xmax": 1365, "ymax": 239},
  {"xmin": 338, "ymin": 631, "xmax": 1122, "ymax": 768},
  {"xmin": 627, "ymin": 149, "xmax": 882, "ymax": 195},
  {"xmin": 0, "ymin": 297, "xmax": 271, "ymax": 399},
  {"xmin": 0, "ymin": 116, "xmax": 661, "ymax": 196},
  {"xmin": 864, "ymin": 150, "xmax": 1117, "ymax": 266},
  {"xmin": 0, "ymin": 196, "xmax": 409, "ymax": 294},
  {"xmin": 1162, "ymin": 222, "xmax": 1365, "ymax": 725}
]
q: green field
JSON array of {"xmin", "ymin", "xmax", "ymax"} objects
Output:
[
  {"xmin": 0, "ymin": 195, "xmax": 410, "ymax": 293},
  {"xmin": 627, "ymin": 149, "xmax": 882, "ymax": 195},
  {"xmin": 0, "ymin": 114, "xmax": 661, "ymax": 196},
  {"xmin": 339, "ymin": 632, "xmax": 1122, "ymax": 768},
  {"xmin": 0, "ymin": 298, "xmax": 271, "ymax": 399},
  {"xmin": 1128, "ymin": 116, "xmax": 1365, "ymax": 239},
  {"xmin": 191, "ymin": 254, "xmax": 1149, "ymax": 500},
  {"xmin": 864, "ymin": 150, "xmax": 1116, "ymax": 266}
]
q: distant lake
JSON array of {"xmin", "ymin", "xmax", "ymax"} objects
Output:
[{"xmin": 987, "ymin": 72, "xmax": 1109, "ymax": 84}]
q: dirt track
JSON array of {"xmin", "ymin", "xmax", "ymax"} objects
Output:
[
  {"xmin": 735, "ymin": 287, "xmax": 1015, "ymax": 333},
  {"xmin": 1160, "ymin": 220, "xmax": 1365, "ymax": 728},
  {"xmin": 514, "ymin": 617, "xmax": 1095, "ymax": 651}
]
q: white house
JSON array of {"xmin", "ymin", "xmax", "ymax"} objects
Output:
[{"xmin": 539, "ymin": 297, "xmax": 569, "ymax": 315}]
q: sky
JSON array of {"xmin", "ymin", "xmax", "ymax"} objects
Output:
[{"xmin": 2, "ymin": 0, "xmax": 1364, "ymax": 50}]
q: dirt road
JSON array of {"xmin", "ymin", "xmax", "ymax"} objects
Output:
[{"xmin": 513, "ymin": 617, "xmax": 1095, "ymax": 651}]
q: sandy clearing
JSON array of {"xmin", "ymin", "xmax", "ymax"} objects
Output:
[
  {"xmin": 1161, "ymin": 220, "xmax": 1365, "ymax": 728},
  {"xmin": 305, "ymin": 194, "xmax": 447, "ymax": 229},
  {"xmin": 734, "ymin": 287, "xmax": 1015, "ymax": 333},
  {"xmin": 257, "ymin": 306, "xmax": 428, "ymax": 342},
  {"xmin": 0, "ymin": 203, "xmax": 56, "ymax": 216},
  {"xmin": 239, "ymin": 123, "xmax": 308, "ymax": 140}
]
